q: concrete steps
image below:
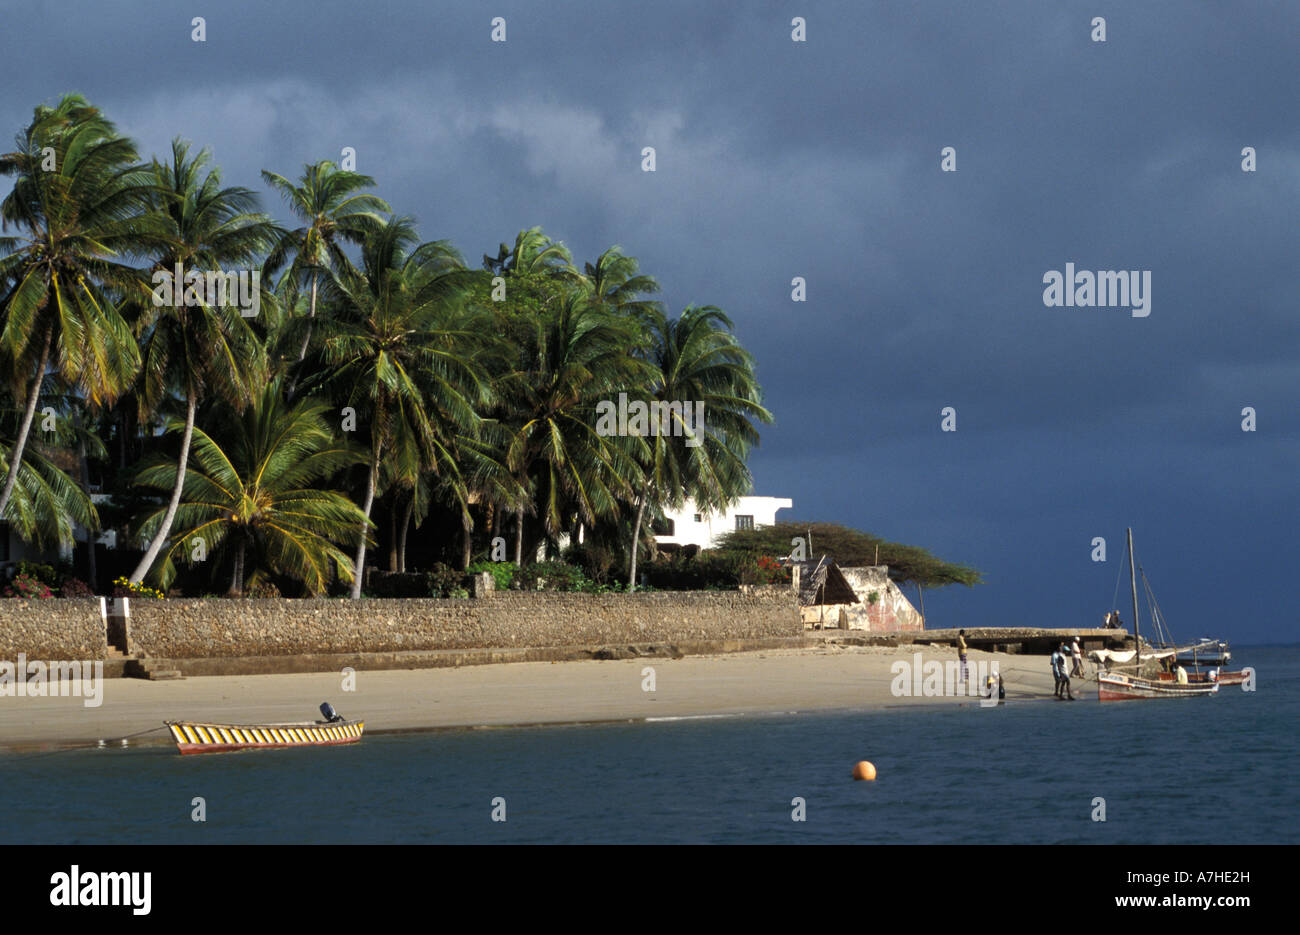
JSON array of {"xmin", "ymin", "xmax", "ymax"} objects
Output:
[{"xmin": 122, "ymin": 658, "xmax": 185, "ymax": 681}]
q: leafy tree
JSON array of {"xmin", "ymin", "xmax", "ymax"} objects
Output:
[
  {"xmin": 127, "ymin": 139, "xmax": 275, "ymax": 583},
  {"xmin": 0, "ymin": 389, "xmax": 98, "ymax": 556},
  {"xmin": 310, "ymin": 217, "xmax": 488, "ymax": 598},
  {"xmin": 715, "ymin": 521, "xmax": 983, "ymax": 589},
  {"xmin": 576, "ymin": 245, "xmax": 661, "ymax": 321},
  {"xmin": 134, "ymin": 380, "xmax": 368, "ymax": 594},
  {"xmin": 261, "ymin": 160, "xmax": 390, "ymax": 378},
  {"xmin": 499, "ymin": 292, "xmax": 654, "ymax": 563},
  {"xmin": 625, "ymin": 305, "xmax": 772, "ymax": 589},
  {"xmin": 0, "ymin": 94, "xmax": 154, "ymax": 521}
]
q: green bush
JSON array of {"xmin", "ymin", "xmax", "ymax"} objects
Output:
[
  {"xmin": 15, "ymin": 561, "xmax": 60, "ymax": 588},
  {"xmin": 467, "ymin": 560, "xmax": 517, "ymax": 591},
  {"xmin": 641, "ymin": 551, "xmax": 744, "ymax": 590},
  {"xmin": 427, "ymin": 563, "xmax": 467, "ymax": 597},
  {"xmin": 562, "ymin": 543, "xmax": 620, "ymax": 584},
  {"xmin": 512, "ymin": 561, "xmax": 589, "ymax": 592},
  {"xmin": 368, "ymin": 565, "xmax": 469, "ymax": 598}
]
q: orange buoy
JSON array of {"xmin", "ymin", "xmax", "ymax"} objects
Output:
[{"xmin": 852, "ymin": 760, "xmax": 877, "ymax": 781}]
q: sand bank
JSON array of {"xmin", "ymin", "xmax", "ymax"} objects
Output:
[{"xmin": 0, "ymin": 645, "xmax": 1078, "ymax": 750}]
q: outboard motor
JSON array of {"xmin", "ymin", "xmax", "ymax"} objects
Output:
[{"xmin": 320, "ymin": 701, "xmax": 344, "ymax": 723}]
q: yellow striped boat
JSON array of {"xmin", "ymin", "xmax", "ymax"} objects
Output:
[{"xmin": 165, "ymin": 708, "xmax": 364, "ymax": 755}]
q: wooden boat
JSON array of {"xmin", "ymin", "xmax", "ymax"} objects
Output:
[
  {"xmin": 1097, "ymin": 530, "xmax": 1221, "ymax": 703},
  {"xmin": 1156, "ymin": 669, "xmax": 1248, "ymax": 686},
  {"xmin": 165, "ymin": 703, "xmax": 363, "ymax": 755},
  {"xmin": 1099, "ymin": 672, "xmax": 1219, "ymax": 700},
  {"xmin": 1172, "ymin": 638, "xmax": 1232, "ymax": 667}
]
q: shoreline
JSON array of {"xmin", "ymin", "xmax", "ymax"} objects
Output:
[{"xmin": 0, "ymin": 645, "xmax": 1071, "ymax": 753}]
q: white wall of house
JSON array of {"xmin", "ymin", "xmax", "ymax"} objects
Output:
[{"xmin": 654, "ymin": 496, "xmax": 793, "ymax": 551}]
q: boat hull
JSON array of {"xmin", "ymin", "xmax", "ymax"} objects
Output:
[
  {"xmin": 1098, "ymin": 674, "xmax": 1219, "ymax": 701},
  {"xmin": 166, "ymin": 720, "xmax": 364, "ymax": 754},
  {"xmin": 1157, "ymin": 670, "xmax": 1247, "ymax": 686}
]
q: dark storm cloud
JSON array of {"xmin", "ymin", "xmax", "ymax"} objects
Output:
[{"xmin": 1, "ymin": 0, "xmax": 1295, "ymax": 639}]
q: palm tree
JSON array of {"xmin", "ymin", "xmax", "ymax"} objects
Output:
[
  {"xmin": 261, "ymin": 161, "xmax": 390, "ymax": 379},
  {"xmin": 133, "ymin": 380, "xmax": 369, "ymax": 594},
  {"xmin": 0, "ymin": 94, "xmax": 154, "ymax": 522},
  {"xmin": 127, "ymin": 139, "xmax": 276, "ymax": 584},
  {"xmin": 311, "ymin": 217, "xmax": 488, "ymax": 598},
  {"xmin": 500, "ymin": 292, "xmax": 655, "ymax": 564},
  {"xmin": 577, "ymin": 245, "xmax": 661, "ymax": 321},
  {"xmin": 482, "ymin": 226, "xmax": 577, "ymax": 280},
  {"xmin": 0, "ymin": 383, "xmax": 99, "ymax": 557},
  {"xmin": 625, "ymin": 305, "xmax": 773, "ymax": 589}
]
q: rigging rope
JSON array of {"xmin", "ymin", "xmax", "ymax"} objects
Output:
[
  {"xmin": 1110, "ymin": 551, "xmax": 1124, "ymax": 618},
  {"xmin": 4, "ymin": 724, "xmax": 170, "ymax": 763},
  {"xmin": 1139, "ymin": 565, "xmax": 1174, "ymax": 647}
]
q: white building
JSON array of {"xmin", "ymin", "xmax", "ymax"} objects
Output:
[{"xmin": 653, "ymin": 496, "xmax": 793, "ymax": 552}]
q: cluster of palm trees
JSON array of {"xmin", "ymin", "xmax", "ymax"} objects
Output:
[{"xmin": 0, "ymin": 94, "xmax": 772, "ymax": 598}]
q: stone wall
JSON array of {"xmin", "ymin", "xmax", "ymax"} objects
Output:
[
  {"xmin": 0, "ymin": 599, "xmax": 106, "ymax": 659},
  {"xmin": 122, "ymin": 588, "xmax": 800, "ymax": 658}
]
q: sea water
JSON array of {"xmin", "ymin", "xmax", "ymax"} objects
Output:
[{"xmin": 3, "ymin": 647, "xmax": 1296, "ymax": 844}]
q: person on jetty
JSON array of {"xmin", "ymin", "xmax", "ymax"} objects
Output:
[
  {"xmin": 1052, "ymin": 644, "xmax": 1074, "ymax": 700},
  {"xmin": 1070, "ymin": 637, "xmax": 1085, "ymax": 677},
  {"xmin": 957, "ymin": 629, "xmax": 969, "ymax": 684}
]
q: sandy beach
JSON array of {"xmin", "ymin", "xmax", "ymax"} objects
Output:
[{"xmin": 0, "ymin": 644, "xmax": 1073, "ymax": 750}]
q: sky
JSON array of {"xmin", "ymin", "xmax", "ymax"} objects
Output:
[{"xmin": 2, "ymin": 1, "xmax": 1296, "ymax": 643}]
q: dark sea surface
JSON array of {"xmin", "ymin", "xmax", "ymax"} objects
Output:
[{"xmin": 4, "ymin": 647, "xmax": 1296, "ymax": 844}]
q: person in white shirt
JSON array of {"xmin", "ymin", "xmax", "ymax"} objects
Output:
[{"xmin": 1070, "ymin": 638, "xmax": 1085, "ymax": 677}]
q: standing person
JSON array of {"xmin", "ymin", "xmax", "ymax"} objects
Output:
[
  {"xmin": 1059, "ymin": 643, "xmax": 1075, "ymax": 700},
  {"xmin": 1070, "ymin": 637, "xmax": 1085, "ymax": 677},
  {"xmin": 957, "ymin": 629, "xmax": 969, "ymax": 685},
  {"xmin": 1051, "ymin": 646, "xmax": 1065, "ymax": 698}
]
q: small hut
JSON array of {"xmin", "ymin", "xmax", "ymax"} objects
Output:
[{"xmin": 789, "ymin": 557, "xmax": 924, "ymax": 632}]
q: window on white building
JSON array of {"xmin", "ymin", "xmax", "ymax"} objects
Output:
[
  {"xmin": 693, "ymin": 514, "xmax": 703, "ymax": 523},
  {"xmin": 735, "ymin": 515, "xmax": 754, "ymax": 531}
]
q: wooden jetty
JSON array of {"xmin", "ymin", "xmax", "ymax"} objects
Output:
[{"xmin": 813, "ymin": 627, "xmax": 1131, "ymax": 655}]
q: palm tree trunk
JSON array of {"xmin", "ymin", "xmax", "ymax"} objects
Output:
[
  {"xmin": 296, "ymin": 270, "xmax": 319, "ymax": 363},
  {"xmin": 398, "ymin": 496, "xmax": 413, "ymax": 573},
  {"xmin": 387, "ymin": 497, "xmax": 399, "ymax": 572},
  {"xmin": 0, "ymin": 328, "xmax": 53, "ymax": 521},
  {"xmin": 129, "ymin": 392, "xmax": 198, "ymax": 585},
  {"xmin": 461, "ymin": 510, "xmax": 472, "ymax": 570},
  {"xmin": 228, "ymin": 540, "xmax": 246, "ymax": 596},
  {"xmin": 513, "ymin": 508, "xmax": 524, "ymax": 565},
  {"xmin": 75, "ymin": 413, "xmax": 98, "ymax": 591},
  {"xmin": 349, "ymin": 446, "xmax": 380, "ymax": 599},
  {"xmin": 286, "ymin": 271, "xmax": 320, "ymax": 402},
  {"xmin": 627, "ymin": 491, "xmax": 649, "ymax": 592}
]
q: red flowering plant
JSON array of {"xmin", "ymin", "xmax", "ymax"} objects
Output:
[
  {"xmin": 755, "ymin": 555, "xmax": 792, "ymax": 584},
  {"xmin": 736, "ymin": 554, "xmax": 791, "ymax": 586},
  {"xmin": 3, "ymin": 572, "xmax": 55, "ymax": 599}
]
